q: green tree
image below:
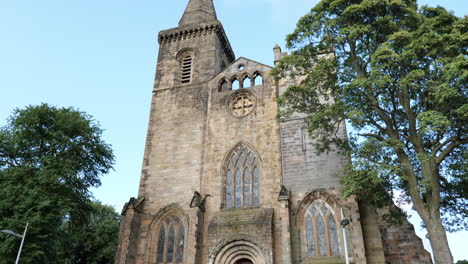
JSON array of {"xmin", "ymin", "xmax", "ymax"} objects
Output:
[
  {"xmin": 56, "ymin": 201, "xmax": 120, "ymax": 264},
  {"xmin": 273, "ymin": 1, "xmax": 467, "ymax": 263},
  {"xmin": 0, "ymin": 104, "xmax": 114, "ymax": 263}
]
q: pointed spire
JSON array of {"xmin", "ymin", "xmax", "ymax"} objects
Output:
[{"xmin": 179, "ymin": 0, "xmax": 217, "ymax": 26}]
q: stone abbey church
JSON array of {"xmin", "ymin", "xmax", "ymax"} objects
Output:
[{"xmin": 115, "ymin": 0, "xmax": 432, "ymax": 263}]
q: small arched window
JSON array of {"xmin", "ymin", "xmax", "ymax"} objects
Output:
[
  {"xmin": 156, "ymin": 215, "xmax": 185, "ymax": 263},
  {"xmin": 232, "ymin": 78, "xmax": 240, "ymax": 90},
  {"xmin": 254, "ymin": 73, "xmax": 263, "ymax": 86},
  {"xmin": 305, "ymin": 200, "xmax": 340, "ymax": 257},
  {"xmin": 243, "ymin": 76, "xmax": 251, "ymax": 88},
  {"xmin": 225, "ymin": 144, "xmax": 260, "ymax": 208},
  {"xmin": 181, "ymin": 55, "xmax": 192, "ymax": 84}
]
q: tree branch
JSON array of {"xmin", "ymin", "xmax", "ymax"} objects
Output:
[
  {"xmin": 358, "ymin": 133, "xmax": 385, "ymax": 141},
  {"xmin": 432, "ymin": 136, "xmax": 458, "ymax": 156},
  {"xmin": 435, "ymin": 138, "xmax": 468, "ymax": 165}
]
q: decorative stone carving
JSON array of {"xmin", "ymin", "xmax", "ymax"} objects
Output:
[{"xmin": 229, "ymin": 92, "xmax": 256, "ymax": 117}]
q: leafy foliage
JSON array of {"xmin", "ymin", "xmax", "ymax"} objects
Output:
[
  {"xmin": 273, "ymin": 0, "xmax": 467, "ymax": 262},
  {"xmin": 0, "ymin": 104, "xmax": 115, "ymax": 263},
  {"xmin": 56, "ymin": 201, "xmax": 120, "ymax": 264}
]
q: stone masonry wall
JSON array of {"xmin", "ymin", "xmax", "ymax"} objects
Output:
[
  {"xmin": 202, "ymin": 58, "xmax": 284, "ymax": 264},
  {"xmin": 120, "ymin": 20, "xmax": 236, "ymax": 263}
]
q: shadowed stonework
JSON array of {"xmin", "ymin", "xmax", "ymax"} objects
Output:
[{"xmin": 114, "ymin": 0, "xmax": 432, "ymax": 263}]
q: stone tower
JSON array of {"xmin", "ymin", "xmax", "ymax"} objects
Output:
[{"xmin": 115, "ymin": 1, "xmax": 432, "ymax": 263}]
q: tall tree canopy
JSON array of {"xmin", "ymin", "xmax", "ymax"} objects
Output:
[
  {"xmin": 0, "ymin": 104, "xmax": 114, "ymax": 263},
  {"xmin": 272, "ymin": 0, "xmax": 467, "ymax": 263}
]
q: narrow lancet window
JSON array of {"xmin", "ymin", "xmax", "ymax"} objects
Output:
[
  {"xmin": 243, "ymin": 167, "xmax": 251, "ymax": 206},
  {"xmin": 176, "ymin": 225, "xmax": 184, "ymax": 263},
  {"xmin": 157, "ymin": 226, "xmax": 165, "ymax": 263},
  {"xmin": 232, "ymin": 79, "xmax": 240, "ymax": 90},
  {"xmin": 306, "ymin": 215, "xmax": 315, "ymax": 256},
  {"xmin": 224, "ymin": 144, "xmax": 260, "ymax": 208},
  {"xmin": 243, "ymin": 76, "xmax": 251, "ymax": 88},
  {"xmin": 253, "ymin": 166, "xmax": 260, "ymax": 205},
  {"xmin": 167, "ymin": 226, "xmax": 175, "ymax": 262},
  {"xmin": 225, "ymin": 170, "xmax": 233, "ymax": 208},
  {"xmin": 235, "ymin": 169, "xmax": 242, "ymax": 207},
  {"xmin": 254, "ymin": 73, "xmax": 263, "ymax": 86}
]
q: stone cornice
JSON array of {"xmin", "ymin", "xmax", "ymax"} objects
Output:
[{"xmin": 158, "ymin": 21, "xmax": 235, "ymax": 62}]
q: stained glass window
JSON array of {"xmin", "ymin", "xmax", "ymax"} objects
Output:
[
  {"xmin": 253, "ymin": 166, "xmax": 260, "ymax": 205},
  {"xmin": 155, "ymin": 215, "xmax": 185, "ymax": 263},
  {"xmin": 156, "ymin": 226, "xmax": 165, "ymax": 263},
  {"xmin": 235, "ymin": 169, "xmax": 242, "ymax": 207},
  {"xmin": 305, "ymin": 200, "xmax": 340, "ymax": 257},
  {"xmin": 243, "ymin": 168, "xmax": 251, "ymax": 206},
  {"xmin": 317, "ymin": 215, "xmax": 326, "ymax": 256},
  {"xmin": 176, "ymin": 225, "xmax": 184, "ymax": 263},
  {"xmin": 226, "ymin": 170, "xmax": 233, "ymax": 208},
  {"xmin": 328, "ymin": 212, "xmax": 340, "ymax": 256},
  {"xmin": 225, "ymin": 144, "xmax": 260, "ymax": 208},
  {"xmin": 306, "ymin": 215, "xmax": 315, "ymax": 256},
  {"xmin": 167, "ymin": 226, "xmax": 175, "ymax": 262}
]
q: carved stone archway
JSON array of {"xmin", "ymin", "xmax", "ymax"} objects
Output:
[{"xmin": 208, "ymin": 239, "xmax": 267, "ymax": 264}]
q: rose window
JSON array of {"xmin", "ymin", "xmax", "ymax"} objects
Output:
[{"xmin": 230, "ymin": 92, "xmax": 255, "ymax": 117}]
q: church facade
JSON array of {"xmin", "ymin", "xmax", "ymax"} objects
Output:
[{"xmin": 115, "ymin": 1, "xmax": 432, "ymax": 263}]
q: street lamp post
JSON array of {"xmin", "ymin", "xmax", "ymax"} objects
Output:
[
  {"xmin": 340, "ymin": 209, "xmax": 350, "ymax": 264},
  {"xmin": 0, "ymin": 222, "xmax": 29, "ymax": 264}
]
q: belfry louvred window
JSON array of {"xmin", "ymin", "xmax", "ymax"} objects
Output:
[
  {"xmin": 305, "ymin": 200, "xmax": 340, "ymax": 257},
  {"xmin": 181, "ymin": 55, "xmax": 192, "ymax": 83},
  {"xmin": 156, "ymin": 215, "xmax": 185, "ymax": 263},
  {"xmin": 225, "ymin": 144, "xmax": 260, "ymax": 208}
]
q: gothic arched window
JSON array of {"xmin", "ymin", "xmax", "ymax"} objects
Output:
[
  {"xmin": 305, "ymin": 200, "xmax": 340, "ymax": 257},
  {"xmin": 225, "ymin": 144, "xmax": 260, "ymax": 208},
  {"xmin": 156, "ymin": 215, "xmax": 185, "ymax": 263},
  {"xmin": 253, "ymin": 72, "xmax": 263, "ymax": 86}
]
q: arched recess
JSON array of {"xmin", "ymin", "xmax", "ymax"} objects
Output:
[
  {"xmin": 208, "ymin": 237, "xmax": 268, "ymax": 264},
  {"xmin": 221, "ymin": 142, "xmax": 262, "ymax": 209},
  {"xmin": 218, "ymin": 78, "xmax": 229, "ymax": 92},
  {"xmin": 146, "ymin": 204, "xmax": 190, "ymax": 264},
  {"xmin": 295, "ymin": 190, "xmax": 350, "ymax": 260}
]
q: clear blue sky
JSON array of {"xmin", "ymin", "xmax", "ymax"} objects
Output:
[{"xmin": 0, "ymin": 0, "xmax": 466, "ymax": 261}]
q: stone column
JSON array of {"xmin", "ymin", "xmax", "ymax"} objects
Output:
[{"xmin": 278, "ymin": 186, "xmax": 292, "ymax": 264}]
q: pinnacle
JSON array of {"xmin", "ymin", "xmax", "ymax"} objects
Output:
[{"xmin": 179, "ymin": 0, "xmax": 217, "ymax": 26}]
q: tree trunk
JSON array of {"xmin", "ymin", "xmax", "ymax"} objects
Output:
[{"xmin": 424, "ymin": 213, "xmax": 453, "ymax": 264}]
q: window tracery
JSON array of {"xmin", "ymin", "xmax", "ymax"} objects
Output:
[
  {"xmin": 225, "ymin": 144, "xmax": 260, "ymax": 208},
  {"xmin": 304, "ymin": 200, "xmax": 340, "ymax": 257},
  {"xmin": 156, "ymin": 215, "xmax": 185, "ymax": 263},
  {"xmin": 229, "ymin": 92, "xmax": 255, "ymax": 117}
]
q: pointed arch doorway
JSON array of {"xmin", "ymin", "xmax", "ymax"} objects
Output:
[{"xmin": 234, "ymin": 258, "xmax": 254, "ymax": 264}]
